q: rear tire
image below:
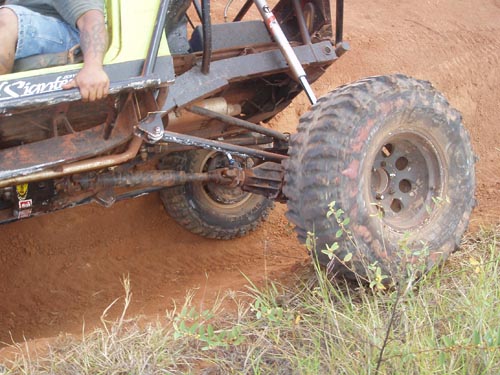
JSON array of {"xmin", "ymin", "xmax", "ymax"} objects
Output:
[
  {"xmin": 284, "ymin": 74, "xmax": 475, "ymax": 280},
  {"xmin": 159, "ymin": 150, "xmax": 273, "ymax": 239}
]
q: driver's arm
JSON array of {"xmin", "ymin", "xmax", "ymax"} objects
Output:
[{"xmin": 63, "ymin": 9, "xmax": 109, "ymax": 102}]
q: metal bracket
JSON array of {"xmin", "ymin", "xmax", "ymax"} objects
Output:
[{"xmin": 136, "ymin": 113, "xmax": 164, "ymax": 142}]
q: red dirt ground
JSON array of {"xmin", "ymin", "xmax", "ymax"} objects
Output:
[{"xmin": 1, "ymin": 0, "xmax": 499, "ymax": 352}]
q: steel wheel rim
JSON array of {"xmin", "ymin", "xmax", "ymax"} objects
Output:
[{"xmin": 369, "ymin": 132, "xmax": 444, "ymax": 231}]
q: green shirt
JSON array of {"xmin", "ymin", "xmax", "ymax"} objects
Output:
[{"xmin": 6, "ymin": 0, "xmax": 103, "ymax": 27}]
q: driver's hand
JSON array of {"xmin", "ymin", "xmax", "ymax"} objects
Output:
[{"xmin": 63, "ymin": 65, "xmax": 110, "ymax": 102}]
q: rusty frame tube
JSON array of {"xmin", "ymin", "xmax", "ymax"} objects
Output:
[{"xmin": 0, "ymin": 136, "xmax": 143, "ymax": 188}]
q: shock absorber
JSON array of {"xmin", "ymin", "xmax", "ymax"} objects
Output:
[{"xmin": 253, "ymin": 0, "xmax": 317, "ymax": 105}]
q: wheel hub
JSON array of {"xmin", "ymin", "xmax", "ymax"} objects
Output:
[
  {"xmin": 203, "ymin": 153, "xmax": 250, "ymax": 205},
  {"xmin": 370, "ymin": 135, "xmax": 442, "ymax": 229}
]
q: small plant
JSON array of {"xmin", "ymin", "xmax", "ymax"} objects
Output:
[
  {"xmin": 367, "ymin": 262, "xmax": 389, "ymax": 290},
  {"xmin": 251, "ymin": 296, "xmax": 289, "ymax": 324},
  {"xmin": 323, "ymin": 200, "xmax": 354, "ymax": 262},
  {"xmin": 172, "ymin": 298, "xmax": 245, "ymax": 350},
  {"xmin": 311, "ymin": 201, "xmax": 446, "ymax": 373},
  {"xmin": 317, "ymin": 201, "xmax": 389, "ymax": 289}
]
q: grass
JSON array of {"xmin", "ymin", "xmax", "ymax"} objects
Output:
[{"xmin": 1, "ymin": 226, "xmax": 499, "ymax": 375}]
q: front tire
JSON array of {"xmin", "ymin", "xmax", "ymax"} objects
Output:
[{"xmin": 284, "ymin": 74, "xmax": 475, "ymax": 280}]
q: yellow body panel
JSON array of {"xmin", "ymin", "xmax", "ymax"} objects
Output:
[
  {"xmin": 1, "ymin": 0, "xmax": 171, "ymax": 81},
  {"xmin": 104, "ymin": 0, "xmax": 170, "ymax": 64}
]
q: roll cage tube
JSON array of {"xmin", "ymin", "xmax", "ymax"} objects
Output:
[
  {"xmin": 201, "ymin": 0, "xmax": 212, "ymax": 74},
  {"xmin": 335, "ymin": 0, "xmax": 344, "ymax": 45},
  {"xmin": 142, "ymin": 0, "xmax": 170, "ymax": 76}
]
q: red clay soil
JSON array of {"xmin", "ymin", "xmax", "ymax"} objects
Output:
[{"xmin": 1, "ymin": 0, "xmax": 499, "ymax": 351}]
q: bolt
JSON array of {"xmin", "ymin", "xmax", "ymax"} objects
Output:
[
  {"xmin": 154, "ymin": 126, "xmax": 162, "ymax": 135},
  {"xmin": 323, "ymin": 46, "xmax": 332, "ymax": 55}
]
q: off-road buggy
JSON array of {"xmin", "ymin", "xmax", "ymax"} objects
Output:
[{"xmin": 0, "ymin": 0, "xmax": 475, "ymax": 280}]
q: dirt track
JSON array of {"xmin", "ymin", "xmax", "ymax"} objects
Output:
[{"xmin": 1, "ymin": 0, "xmax": 499, "ymax": 347}]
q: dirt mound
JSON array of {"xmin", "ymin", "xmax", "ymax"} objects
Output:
[{"xmin": 1, "ymin": 0, "xmax": 499, "ymax": 348}]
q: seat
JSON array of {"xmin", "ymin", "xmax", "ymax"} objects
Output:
[{"xmin": 12, "ymin": 44, "xmax": 83, "ymax": 73}]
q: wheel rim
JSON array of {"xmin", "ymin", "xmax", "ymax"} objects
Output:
[
  {"xmin": 197, "ymin": 152, "xmax": 253, "ymax": 208},
  {"xmin": 369, "ymin": 133, "xmax": 444, "ymax": 231}
]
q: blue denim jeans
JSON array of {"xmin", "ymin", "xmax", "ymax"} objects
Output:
[{"xmin": 1, "ymin": 5, "xmax": 80, "ymax": 59}]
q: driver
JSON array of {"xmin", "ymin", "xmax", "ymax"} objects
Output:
[{"xmin": 0, "ymin": 0, "xmax": 109, "ymax": 102}]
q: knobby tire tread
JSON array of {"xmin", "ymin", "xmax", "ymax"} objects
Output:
[{"xmin": 284, "ymin": 74, "xmax": 475, "ymax": 279}]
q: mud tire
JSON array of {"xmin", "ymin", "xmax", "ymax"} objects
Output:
[
  {"xmin": 159, "ymin": 150, "xmax": 273, "ymax": 239},
  {"xmin": 283, "ymin": 74, "xmax": 475, "ymax": 280}
]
